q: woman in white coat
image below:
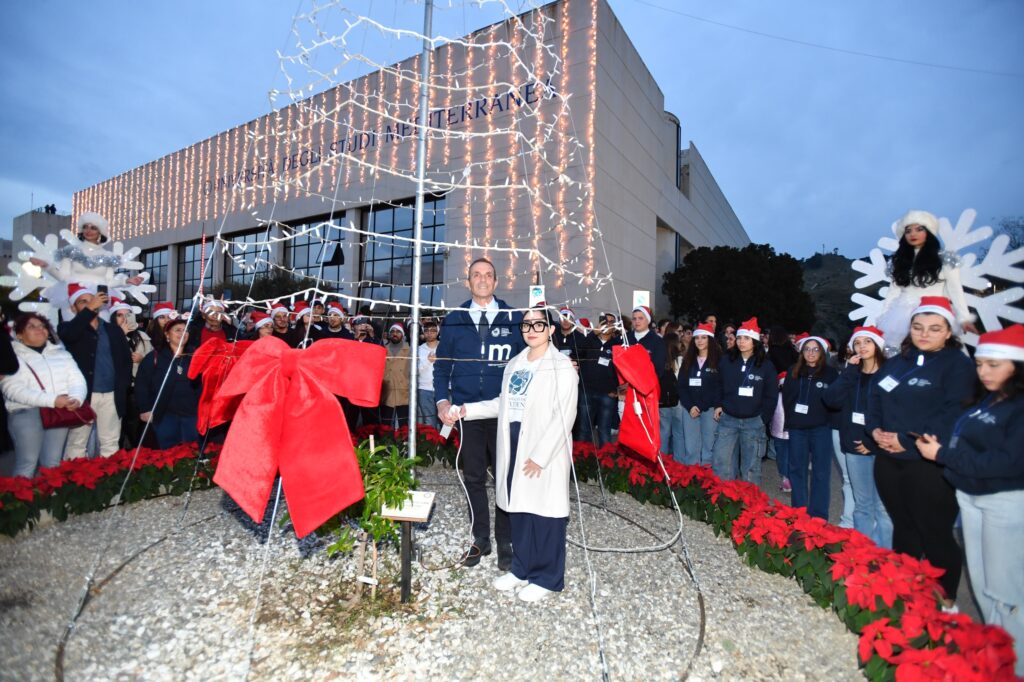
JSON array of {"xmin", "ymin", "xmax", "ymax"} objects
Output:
[
  {"xmin": 2, "ymin": 313, "xmax": 88, "ymax": 477},
  {"xmin": 458, "ymin": 306, "xmax": 578, "ymax": 602}
]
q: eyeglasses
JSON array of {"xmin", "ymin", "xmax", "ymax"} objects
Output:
[
  {"xmin": 803, "ymin": 346, "xmax": 822, "ymax": 354},
  {"xmin": 519, "ymin": 320, "xmax": 549, "ymax": 333}
]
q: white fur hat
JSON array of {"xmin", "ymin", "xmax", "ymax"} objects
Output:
[
  {"xmin": 893, "ymin": 210, "xmax": 939, "ymax": 238},
  {"xmin": 77, "ymin": 211, "xmax": 110, "ymax": 241}
]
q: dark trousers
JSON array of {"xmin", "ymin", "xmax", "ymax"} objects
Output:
[
  {"xmin": 788, "ymin": 425, "xmax": 834, "ymax": 519},
  {"xmin": 462, "ymin": 418, "xmax": 510, "ymax": 547},
  {"xmin": 507, "ymin": 420, "xmax": 567, "ymax": 590},
  {"xmin": 380, "ymin": 405, "xmax": 409, "ymax": 429},
  {"xmin": 874, "ymin": 455, "xmax": 961, "ymax": 597}
]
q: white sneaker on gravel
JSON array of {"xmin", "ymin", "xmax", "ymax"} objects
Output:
[
  {"xmin": 517, "ymin": 583, "xmax": 553, "ymax": 603},
  {"xmin": 493, "ymin": 572, "xmax": 528, "ymax": 592}
]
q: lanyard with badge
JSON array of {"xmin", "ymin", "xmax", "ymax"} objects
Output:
[
  {"xmin": 877, "ymin": 353, "xmax": 928, "ymax": 393},
  {"xmin": 794, "ymin": 375, "xmax": 813, "ymax": 414},
  {"xmin": 597, "ymin": 342, "xmax": 611, "ymax": 366},
  {"xmin": 689, "ymin": 363, "xmax": 703, "ymax": 387},
  {"xmin": 850, "ymin": 371, "xmax": 871, "ymax": 425},
  {"xmin": 949, "ymin": 394, "xmax": 994, "ymax": 449},
  {"xmin": 737, "ymin": 358, "xmax": 755, "ymax": 397}
]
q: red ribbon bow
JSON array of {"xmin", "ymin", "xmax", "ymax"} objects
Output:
[
  {"xmin": 212, "ymin": 336, "xmax": 387, "ymax": 537},
  {"xmin": 613, "ymin": 343, "xmax": 661, "ymax": 461},
  {"xmin": 188, "ymin": 338, "xmax": 254, "ymax": 434}
]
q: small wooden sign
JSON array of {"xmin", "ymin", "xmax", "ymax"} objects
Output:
[{"xmin": 380, "ymin": 491, "xmax": 435, "ymax": 523}]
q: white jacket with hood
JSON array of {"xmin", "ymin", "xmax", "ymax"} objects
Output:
[{"xmin": 1, "ymin": 340, "xmax": 88, "ymax": 412}]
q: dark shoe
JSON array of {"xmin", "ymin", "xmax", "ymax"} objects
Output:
[
  {"xmin": 460, "ymin": 541, "xmax": 492, "ymax": 567},
  {"xmin": 497, "ymin": 542, "xmax": 513, "ymax": 572}
]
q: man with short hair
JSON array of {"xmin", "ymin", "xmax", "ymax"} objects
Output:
[
  {"xmin": 381, "ymin": 323, "xmax": 411, "ymax": 428},
  {"xmin": 434, "ymin": 258, "xmax": 524, "ymax": 569},
  {"xmin": 58, "ymin": 284, "xmax": 132, "ymax": 458},
  {"xmin": 186, "ymin": 297, "xmax": 238, "ymax": 351},
  {"xmin": 317, "ymin": 301, "xmax": 354, "ymax": 341},
  {"xmin": 269, "ymin": 300, "xmax": 301, "ymax": 348}
]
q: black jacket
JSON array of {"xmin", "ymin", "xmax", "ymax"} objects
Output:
[
  {"xmin": 626, "ymin": 331, "xmax": 667, "ymax": 384},
  {"xmin": 823, "ymin": 366, "xmax": 880, "ymax": 454},
  {"xmin": 578, "ymin": 334, "xmax": 620, "ymax": 394},
  {"xmin": 57, "ymin": 309, "xmax": 132, "ymax": 417},
  {"xmin": 134, "ymin": 347, "xmax": 202, "ymax": 422},
  {"xmin": 781, "ymin": 365, "xmax": 839, "ymax": 430},
  {"xmin": 185, "ymin": 317, "xmax": 240, "ymax": 352},
  {"xmin": 718, "ymin": 352, "xmax": 778, "ymax": 423},
  {"xmin": 938, "ymin": 394, "xmax": 1024, "ymax": 495},
  {"xmin": 677, "ymin": 357, "xmax": 723, "ymax": 412}
]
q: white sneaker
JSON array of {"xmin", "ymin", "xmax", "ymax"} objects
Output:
[
  {"xmin": 493, "ymin": 572, "xmax": 528, "ymax": 592},
  {"xmin": 517, "ymin": 582, "xmax": 553, "ymax": 602}
]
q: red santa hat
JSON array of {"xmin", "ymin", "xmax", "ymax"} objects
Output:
[
  {"xmin": 848, "ymin": 326, "xmax": 885, "ymax": 351},
  {"xmin": 292, "ymin": 301, "xmax": 312, "ymax": 319},
  {"xmin": 693, "ymin": 322, "xmax": 715, "ymax": 338},
  {"xmin": 326, "ymin": 301, "xmax": 347, "ymax": 317},
  {"xmin": 201, "ymin": 297, "xmax": 226, "ymax": 314},
  {"xmin": 736, "ymin": 317, "xmax": 761, "ymax": 340},
  {"xmin": 67, "ymin": 283, "xmax": 95, "ymax": 306},
  {"xmin": 108, "ymin": 297, "xmax": 132, "ymax": 314},
  {"xmin": 251, "ymin": 311, "xmax": 272, "ymax": 329},
  {"xmin": 894, "ymin": 210, "xmax": 939, "ymax": 238},
  {"xmin": 632, "ymin": 305, "xmax": 652, "ymax": 323},
  {"xmin": 270, "ymin": 300, "xmax": 290, "ymax": 318},
  {"xmin": 151, "ymin": 301, "xmax": 177, "ymax": 319},
  {"xmin": 975, "ymin": 324, "xmax": 1024, "ymax": 363},
  {"xmin": 793, "ymin": 332, "xmax": 810, "ymax": 345},
  {"xmin": 558, "ymin": 306, "xmax": 575, "ymax": 321},
  {"xmin": 579, "ymin": 317, "xmax": 591, "ymax": 329},
  {"xmin": 912, "ymin": 296, "xmax": 956, "ymax": 328},
  {"xmin": 76, "ymin": 211, "xmax": 110, "ymax": 241},
  {"xmin": 797, "ymin": 334, "xmax": 830, "ymax": 354}
]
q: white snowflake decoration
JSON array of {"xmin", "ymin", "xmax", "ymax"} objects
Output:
[
  {"xmin": 849, "ymin": 209, "xmax": 1024, "ymax": 347},
  {"xmin": 0, "ymin": 230, "xmax": 156, "ymax": 323}
]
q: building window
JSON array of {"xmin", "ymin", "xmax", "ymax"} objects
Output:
[
  {"xmin": 361, "ymin": 196, "xmax": 445, "ymax": 309},
  {"xmin": 223, "ymin": 229, "xmax": 271, "ymax": 287},
  {"xmin": 176, "ymin": 240, "xmax": 213, "ymax": 309},
  {"xmin": 283, "ymin": 214, "xmax": 347, "ymax": 289},
  {"xmin": 141, "ymin": 248, "xmax": 168, "ymax": 309}
]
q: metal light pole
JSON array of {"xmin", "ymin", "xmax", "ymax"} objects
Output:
[{"xmin": 401, "ymin": 0, "xmax": 433, "ymax": 604}]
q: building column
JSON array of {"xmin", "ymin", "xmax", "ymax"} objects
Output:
[{"xmin": 167, "ymin": 243, "xmax": 181, "ymax": 308}]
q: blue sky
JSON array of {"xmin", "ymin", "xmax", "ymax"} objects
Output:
[{"xmin": 1, "ymin": 0, "xmax": 1021, "ymax": 259}]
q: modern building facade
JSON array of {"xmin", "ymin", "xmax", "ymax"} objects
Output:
[{"xmin": 72, "ymin": 0, "xmax": 747, "ymax": 319}]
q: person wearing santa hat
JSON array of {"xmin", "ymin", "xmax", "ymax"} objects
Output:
[
  {"xmin": 380, "ymin": 322, "xmax": 411, "ymax": 428},
  {"xmin": 135, "ymin": 317, "xmax": 201, "ymax": 449},
  {"xmin": 823, "ymin": 327, "xmax": 893, "ymax": 548},
  {"xmin": 916, "ymin": 324, "xmax": 1024, "ymax": 663},
  {"xmin": 782, "ymin": 334, "xmax": 840, "ymax": 520},
  {"xmin": 186, "ymin": 296, "xmax": 239, "ymax": 352},
  {"xmin": 57, "ymin": 283, "xmax": 132, "ymax": 459},
  {"xmin": 866, "ymin": 296, "xmax": 974, "ymax": 607},
  {"xmin": 711, "ymin": 317, "xmax": 778, "ymax": 483},
  {"xmin": 145, "ymin": 302, "xmax": 177, "ymax": 352},
  {"xmin": 626, "ymin": 305, "xmax": 667, "ymax": 383},
  {"xmin": 269, "ymin": 300, "xmax": 301, "ymax": 348},
  {"xmin": 873, "ymin": 210, "xmax": 978, "ymax": 353},
  {"xmin": 578, "ymin": 315, "xmax": 622, "ymax": 447},
  {"xmin": 251, "ymin": 311, "xmax": 274, "ymax": 338},
  {"xmin": 291, "ymin": 301, "xmax": 323, "ymax": 349},
  {"xmin": 552, "ymin": 306, "xmax": 588, "ymax": 438},
  {"xmin": 677, "ymin": 322, "xmax": 722, "ymax": 466},
  {"xmin": 318, "ymin": 302, "xmax": 354, "ymax": 341}
]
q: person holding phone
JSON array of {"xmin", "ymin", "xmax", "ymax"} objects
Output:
[{"xmin": 866, "ymin": 297, "xmax": 974, "ymax": 608}]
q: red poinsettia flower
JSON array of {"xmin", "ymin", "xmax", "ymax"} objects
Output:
[{"xmin": 859, "ymin": 617, "xmax": 910, "ymax": 663}]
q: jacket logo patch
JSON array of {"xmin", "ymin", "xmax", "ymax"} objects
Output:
[
  {"xmin": 491, "ymin": 328, "xmax": 501, "ymax": 337},
  {"xmin": 907, "ymin": 378, "xmax": 932, "ymax": 387},
  {"xmin": 974, "ymin": 412, "xmax": 997, "ymax": 425}
]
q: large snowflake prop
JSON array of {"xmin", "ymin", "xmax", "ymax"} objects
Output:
[
  {"xmin": 0, "ymin": 230, "xmax": 156, "ymax": 322},
  {"xmin": 849, "ymin": 209, "xmax": 1024, "ymax": 346}
]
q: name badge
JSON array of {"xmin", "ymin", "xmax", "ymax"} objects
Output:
[
  {"xmin": 795, "ymin": 404, "xmax": 809, "ymax": 414},
  {"xmin": 560, "ymin": 349, "xmax": 572, "ymax": 356},
  {"xmin": 851, "ymin": 412, "xmax": 865, "ymax": 425},
  {"xmin": 738, "ymin": 386, "xmax": 754, "ymax": 397},
  {"xmin": 878, "ymin": 375, "xmax": 900, "ymax": 392},
  {"xmin": 689, "ymin": 378, "xmax": 702, "ymax": 387},
  {"xmin": 597, "ymin": 357, "xmax": 610, "ymax": 366}
]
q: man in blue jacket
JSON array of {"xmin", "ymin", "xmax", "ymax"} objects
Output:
[{"xmin": 434, "ymin": 258, "xmax": 525, "ymax": 569}]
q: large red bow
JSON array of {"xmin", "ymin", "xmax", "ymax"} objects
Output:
[
  {"xmin": 613, "ymin": 343, "xmax": 661, "ymax": 461},
  {"xmin": 212, "ymin": 336, "xmax": 387, "ymax": 537},
  {"xmin": 188, "ymin": 338, "xmax": 254, "ymax": 434}
]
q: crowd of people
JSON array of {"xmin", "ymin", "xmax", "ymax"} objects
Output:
[{"xmin": 0, "ymin": 211, "xmax": 1020, "ymax": 663}]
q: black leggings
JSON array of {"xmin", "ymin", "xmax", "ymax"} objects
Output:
[{"xmin": 874, "ymin": 455, "xmax": 961, "ymax": 598}]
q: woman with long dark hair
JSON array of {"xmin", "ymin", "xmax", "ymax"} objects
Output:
[
  {"xmin": 711, "ymin": 318, "xmax": 778, "ymax": 482},
  {"xmin": 874, "ymin": 210, "xmax": 977, "ymax": 353},
  {"xmin": 658, "ymin": 332, "xmax": 685, "ymax": 461},
  {"xmin": 782, "ymin": 335, "xmax": 839, "ymax": 519},
  {"xmin": 135, "ymin": 318, "xmax": 202, "ymax": 449},
  {"xmin": 678, "ymin": 322, "xmax": 722, "ymax": 465},
  {"xmin": 867, "ymin": 296, "xmax": 974, "ymax": 608},
  {"xmin": 824, "ymin": 327, "xmax": 893, "ymax": 547},
  {"xmin": 916, "ymin": 325, "xmax": 1024, "ymax": 671}
]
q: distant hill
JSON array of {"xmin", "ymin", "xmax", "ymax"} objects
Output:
[{"xmin": 800, "ymin": 253, "xmax": 881, "ymax": 345}]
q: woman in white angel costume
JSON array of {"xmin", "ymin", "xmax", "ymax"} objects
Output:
[
  {"xmin": 875, "ymin": 210, "xmax": 979, "ymax": 351},
  {"xmin": 2, "ymin": 211, "xmax": 155, "ymax": 322}
]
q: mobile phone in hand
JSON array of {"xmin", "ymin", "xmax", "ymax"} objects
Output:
[
  {"xmin": 96, "ymin": 284, "xmax": 108, "ymax": 295},
  {"xmin": 905, "ymin": 431, "xmax": 922, "ymax": 441}
]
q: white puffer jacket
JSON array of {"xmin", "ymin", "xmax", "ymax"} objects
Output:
[{"xmin": 1, "ymin": 340, "xmax": 88, "ymax": 413}]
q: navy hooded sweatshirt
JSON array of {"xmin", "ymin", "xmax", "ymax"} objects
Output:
[
  {"xmin": 718, "ymin": 351, "xmax": 778, "ymax": 423},
  {"xmin": 578, "ymin": 333, "xmax": 621, "ymax": 394},
  {"xmin": 937, "ymin": 394, "xmax": 1024, "ymax": 495},
  {"xmin": 432, "ymin": 298, "xmax": 525, "ymax": 405},
  {"xmin": 677, "ymin": 356, "xmax": 723, "ymax": 412},
  {"xmin": 823, "ymin": 366, "xmax": 881, "ymax": 454},
  {"xmin": 782, "ymin": 364, "xmax": 839, "ymax": 430},
  {"xmin": 865, "ymin": 346, "xmax": 974, "ymax": 461}
]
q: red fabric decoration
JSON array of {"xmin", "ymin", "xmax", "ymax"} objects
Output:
[
  {"xmin": 212, "ymin": 336, "xmax": 387, "ymax": 537},
  {"xmin": 612, "ymin": 344, "xmax": 661, "ymax": 461},
  {"xmin": 188, "ymin": 338, "xmax": 255, "ymax": 434}
]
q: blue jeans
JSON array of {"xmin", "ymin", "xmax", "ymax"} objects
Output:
[
  {"xmin": 8, "ymin": 409, "xmax": 69, "ymax": 477},
  {"xmin": 787, "ymin": 425, "xmax": 834, "ymax": 519},
  {"xmin": 154, "ymin": 413, "xmax": 199, "ymax": 450},
  {"xmin": 845, "ymin": 453, "xmax": 892, "ymax": 548},
  {"xmin": 417, "ymin": 389, "xmax": 439, "ymax": 429},
  {"xmin": 711, "ymin": 413, "xmax": 766, "ymax": 483},
  {"xmin": 834, "ymin": 430, "xmax": 854, "ymax": 528},
  {"xmin": 583, "ymin": 391, "xmax": 617, "ymax": 447},
  {"xmin": 681, "ymin": 408, "xmax": 718, "ymax": 465},
  {"xmin": 772, "ymin": 437, "xmax": 789, "ymax": 479},
  {"xmin": 659, "ymin": 404, "xmax": 686, "ymax": 461},
  {"xmin": 957, "ymin": 489, "xmax": 1024, "ymax": 675}
]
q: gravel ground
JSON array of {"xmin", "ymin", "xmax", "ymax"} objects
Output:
[{"xmin": 0, "ymin": 464, "xmax": 863, "ymax": 681}]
